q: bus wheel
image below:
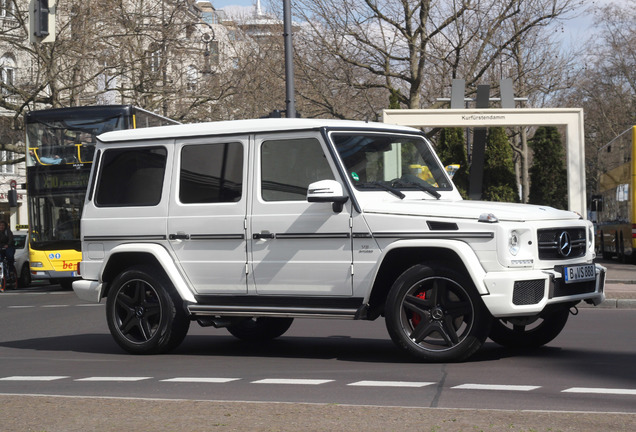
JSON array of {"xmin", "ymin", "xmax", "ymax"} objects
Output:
[
  {"xmin": 106, "ymin": 266, "xmax": 190, "ymax": 354},
  {"xmin": 385, "ymin": 263, "xmax": 491, "ymax": 362},
  {"xmin": 489, "ymin": 308, "xmax": 569, "ymax": 349},
  {"xmin": 618, "ymin": 234, "xmax": 628, "ymax": 264},
  {"xmin": 600, "ymin": 232, "xmax": 611, "ymax": 260}
]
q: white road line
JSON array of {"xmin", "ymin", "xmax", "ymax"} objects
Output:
[
  {"xmin": 161, "ymin": 378, "xmax": 240, "ymax": 383},
  {"xmin": 252, "ymin": 379, "xmax": 334, "ymax": 385},
  {"xmin": 76, "ymin": 304, "xmax": 103, "ymax": 307},
  {"xmin": 0, "ymin": 376, "xmax": 68, "ymax": 381},
  {"xmin": 563, "ymin": 387, "xmax": 636, "ymax": 395},
  {"xmin": 452, "ymin": 384, "xmax": 541, "ymax": 391},
  {"xmin": 75, "ymin": 377, "xmax": 152, "ymax": 382},
  {"xmin": 348, "ymin": 380, "xmax": 434, "ymax": 388},
  {"xmin": 7, "ymin": 305, "xmax": 35, "ymax": 309},
  {"xmin": 42, "ymin": 305, "xmax": 69, "ymax": 308}
]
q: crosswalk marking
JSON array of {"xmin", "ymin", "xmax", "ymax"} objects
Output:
[
  {"xmin": 563, "ymin": 387, "xmax": 636, "ymax": 395},
  {"xmin": 1, "ymin": 376, "xmax": 635, "ymax": 397},
  {"xmin": 0, "ymin": 376, "xmax": 68, "ymax": 381},
  {"xmin": 161, "ymin": 377, "xmax": 240, "ymax": 383},
  {"xmin": 75, "ymin": 377, "xmax": 152, "ymax": 382},
  {"xmin": 452, "ymin": 384, "xmax": 541, "ymax": 391},
  {"xmin": 252, "ymin": 379, "xmax": 334, "ymax": 385},
  {"xmin": 348, "ymin": 380, "xmax": 434, "ymax": 388}
]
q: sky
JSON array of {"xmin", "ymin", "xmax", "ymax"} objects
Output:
[{"xmin": 206, "ymin": 0, "xmax": 614, "ymax": 49}]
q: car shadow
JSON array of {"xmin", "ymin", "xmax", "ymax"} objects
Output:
[{"xmin": 2, "ymin": 333, "xmax": 636, "ymax": 382}]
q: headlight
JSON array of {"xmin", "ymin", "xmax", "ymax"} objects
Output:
[
  {"xmin": 31, "ymin": 262, "xmax": 44, "ymax": 268},
  {"xmin": 509, "ymin": 230, "xmax": 520, "ymax": 256}
]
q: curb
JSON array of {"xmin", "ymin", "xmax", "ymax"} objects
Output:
[{"xmin": 578, "ymin": 299, "xmax": 636, "ymax": 309}]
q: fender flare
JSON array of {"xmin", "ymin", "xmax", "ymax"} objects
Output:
[
  {"xmin": 374, "ymin": 238, "xmax": 490, "ymax": 295},
  {"xmin": 102, "ymin": 243, "xmax": 197, "ymax": 303}
]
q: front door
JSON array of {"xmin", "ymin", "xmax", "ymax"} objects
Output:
[{"xmin": 249, "ymin": 133, "xmax": 353, "ymax": 296}]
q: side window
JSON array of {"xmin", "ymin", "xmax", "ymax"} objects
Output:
[
  {"xmin": 261, "ymin": 137, "xmax": 334, "ymax": 202},
  {"xmin": 95, "ymin": 147, "xmax": 167, "ymax": 207},
  {"xmin": 180, "ymin": 142, "xmax": 243, "ymax": 203}
]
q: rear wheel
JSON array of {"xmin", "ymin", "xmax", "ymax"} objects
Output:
[
  {"xmin": 106, "ymin": 266, "xmax": 190, "ymax": 354},
  {"xmin": 385, "ymin": 264, "xmax": 491, "ymax": 362},
  {"xmin": 489, "ymin": 308, "xmax": 570, "ymax": 349},
  {"xmin": 227, "ymin": 317, "xmax": 294, "ymax": 341}
]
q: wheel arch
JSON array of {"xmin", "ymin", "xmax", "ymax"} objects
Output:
[
  {"xmin": 100, "ymin": 243, "xmax": 196, "ymax": 303},
  {"xmin": 366, "ymin": 241, "xmax": 487, "ymax": 319}
]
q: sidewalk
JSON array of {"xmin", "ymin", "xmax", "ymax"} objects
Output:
[{"xmin": 582, "ymin": 260, "xmax": 636, "ymax": 309}]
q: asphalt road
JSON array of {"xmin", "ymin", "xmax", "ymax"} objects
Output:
[{"xmin": 1, "ymin": 283, "xmax": 635, "ymax": 431}]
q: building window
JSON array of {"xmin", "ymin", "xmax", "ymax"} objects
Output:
[
  {"xmin": 1, "ymin": 151, "xmax": 15, "ymax": 174},
  {"xmin": 0, "ymin": 0, "xmax": 16, "ymax": 19},
  {"xmin": 0, "ymin": 54, "xmax": 15, "ymax": 95},
  {"xmin": 147, "ymin": 44, "xmax": 162, "ymax": 74},
  {"xmin": 186, "ymin": 65, "xmax": 197, "ymax": 92}
]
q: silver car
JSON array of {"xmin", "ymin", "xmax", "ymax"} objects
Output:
[{"xmin": 13, "ymin": 232, "xmax": 31, "ymax": 288}]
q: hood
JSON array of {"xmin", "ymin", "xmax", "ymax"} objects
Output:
[{"xmin": 361, "ymin": 199, "xmax": 580, "ymax": 222}]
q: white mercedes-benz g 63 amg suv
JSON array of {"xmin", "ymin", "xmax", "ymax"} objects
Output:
[{"xmin": 73, "ymin": 118, "xmax": 605, "ymax": 362}]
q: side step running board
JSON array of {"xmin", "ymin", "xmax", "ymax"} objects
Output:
[{"xmin": 188, "ymin": 304, "xmax": 359, "ymax": 319}]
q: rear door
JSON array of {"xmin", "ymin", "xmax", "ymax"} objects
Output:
[{"xmin": 167, "ymin": 137, "xmax": 249, "ymax": 294}]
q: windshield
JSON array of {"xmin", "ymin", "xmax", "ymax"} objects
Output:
[
  {"xmin": 25, "ymin": 114, "xmax": 125, "ymax": 167},
  {"xmin": 27, "ymin": 168, "xmax": 87, "ymax": 251},
  {"xmin": 331, "ymin": 133, "xmax": 452, "ymax": 194}
]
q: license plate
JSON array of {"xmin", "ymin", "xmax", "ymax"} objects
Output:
[{"xmin": 564, "ymin": 264, "xmax": 596, "ymax": 284}]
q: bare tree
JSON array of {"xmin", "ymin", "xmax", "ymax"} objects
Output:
[
  {"xmin": 292, "ymin": 0, "xmax": 582, "ymax": 112},
  {"xmin": 561, "ymin": 0, "xmax": 636, "ymax": 196}
]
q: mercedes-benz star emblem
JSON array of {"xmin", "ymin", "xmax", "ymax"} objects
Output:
[{"xmin": 558, "ymin": 231, "xmax": 572, "ymax": 257}]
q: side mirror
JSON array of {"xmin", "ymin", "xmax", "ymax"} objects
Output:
[{"xmin": 307, "ymin": 180, "xmax": 349, "ymax": 213}]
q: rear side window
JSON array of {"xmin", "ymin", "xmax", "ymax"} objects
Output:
[
  {"xmin": 95, "ymin": 147, "xmax": 167, "ymax": 207},
  {"xmin": 180, "ymin": 142, "xmax": 244, "ymax": 203}
]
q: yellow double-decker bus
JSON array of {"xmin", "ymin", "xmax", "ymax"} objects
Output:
[
  {"xmin": 25, "ymin": 105, "xmax": 178, "ymax": 288},
  {"xmin": 593, "ymin": 126, "xmax": 636, "ymax": 263}
]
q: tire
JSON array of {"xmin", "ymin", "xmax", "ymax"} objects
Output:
[
  {"xmin": 600, "ymin": 232, "xmax": 611, "ymax": 260},
  {"xmin": 384, "ymin": 263, "xmax": 492, "ymax": 362},
  {"xmin": 618, "ymin": 234, "xmax": 628, "ymax": 264},
  {"xmin": 106, "ymin": 266, "xmax": 190, "ymax": 354},
  {"xmin": 18, "ymin": 262, "xmax": 31, "ymax": 288},
  {"xmin": 227, "ymin": 317, "xmax": 294, "ymax": 341},
  {"xmin": 488, "ymin": 308, "xmax": 570, "ymax": 349}
]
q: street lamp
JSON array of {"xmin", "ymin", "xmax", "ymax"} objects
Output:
[
  {"xmin": 283, "ymin": 0, "xmax": 296, "ymax": 118},
  {"xmin": 201, "ymin": 30, "xmax": 215, "ymax": 74}
]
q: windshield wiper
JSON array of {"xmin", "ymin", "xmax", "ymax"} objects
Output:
[
  {"xmin": 357, "ymin": 181, "xmax": 405, "ymax": 199},
  {"xmin": 393, "ymin": 179, "xmax": 441, "ymax": 200}
]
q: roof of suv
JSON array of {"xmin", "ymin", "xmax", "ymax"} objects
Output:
[{"xmin": 97, "ymin": 118, "xmax": 421, "ymax": 143}]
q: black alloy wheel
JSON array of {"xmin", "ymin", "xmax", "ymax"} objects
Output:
[
  {"xmin": 106, "ymin": 266, "xmax": 189, "ymax": 354},
  {"xmin": 385, "ymin": 263, "xmax": 491, "ymax": 362}
]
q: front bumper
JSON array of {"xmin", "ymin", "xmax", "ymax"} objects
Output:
[
  {"xmin": 31, "ymin": 270, "xmax": 79, "ymax": 281},
  {"xmin": 482, "ymin": 263, "xmax": 606, "ymax": 317}
]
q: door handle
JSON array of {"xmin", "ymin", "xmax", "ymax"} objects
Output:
[
  {"xmin": 169, "ymin": 233, "xmax": 190, "ymax": 240},
  {"xmin": 253, "ymin": 232, "xmax": 275, "ymax": 240}
]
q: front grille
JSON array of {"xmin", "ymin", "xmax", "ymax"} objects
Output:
[
  {"xmin": 512, "ymin": 279, "xmax": 545, "ymax": 305},
  {"xmin": 537, "ymin": 228, "xmax": 586, "ymax": 260},
  {"xmin": 552, "ymin": 280, "xmax": 597, "ymax": 298}
]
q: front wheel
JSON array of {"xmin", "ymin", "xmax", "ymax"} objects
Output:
[
  {"xmin": 227, "ymin": 317, "xmax": 294, "ymax": 341},
  {"xmin": 18, "ymin": 262, "xmax": 31, "ymax": 288},
  {"xmin": 106, "ymin": 266, "xmax": 190, "ymax": 354},
  {"xmin": 385, "ymin": 264, "xmax": 491, "ymax": 362},
  {"xmin": 489, "ymin": 308, "xmax": 570, "ymax": 349}
]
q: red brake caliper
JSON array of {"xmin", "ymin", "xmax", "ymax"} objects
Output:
[{"xmin": 411, "ymin": 291, "xmax": 426, "ymax": 326}]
